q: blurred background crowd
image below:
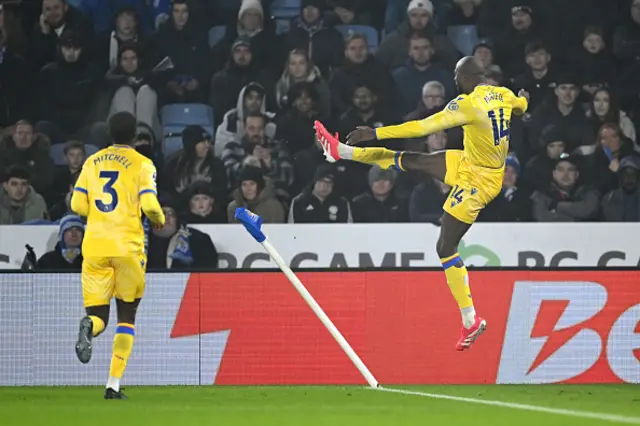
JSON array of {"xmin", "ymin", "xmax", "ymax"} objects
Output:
[{"xmin": 2, "ymin": 0, "xmax": 640, "ymax": 237}]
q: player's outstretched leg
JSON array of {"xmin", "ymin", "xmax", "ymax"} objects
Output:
[
  {"xmin": 436, "ymin": 213, "xmax": 486, "ymax": 351},
  {"xmin": 105, "ymin": 298, "xmax": 140, "ymax": 400},
  {"xmin": 76, "ymin": 305, "xmax": 109, "ymax": 364},
  {"xmin": 315, "ymin": 120, "xmax": 447, "ymax": 181}
]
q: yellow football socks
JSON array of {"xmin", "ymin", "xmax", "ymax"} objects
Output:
[
  {"xmin": 89, "ymin": 315, "xmax": 105, "ymax": 337},
  {"xmin": 109, "ymin": 323, "xmax": 135, "ymax": 381},
  {"xmin": 351, "ymin": 147, "xmax": 405, "ymax": 171},
  {"xmin": 440, "ymin": 253, "xmax": 473, "ymax": 310}
]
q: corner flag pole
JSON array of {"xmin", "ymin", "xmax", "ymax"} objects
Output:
[{"xmin": 234, "ymin": 207, "xmax": 379, "ymax": 389}]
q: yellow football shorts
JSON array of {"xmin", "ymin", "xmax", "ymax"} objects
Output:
[
  {"xmin": 82, "ymin": 255, "xmax": 147, "ymax": 307},
  {"xmin": 442, "ymin": 150, "xmax": 504, "ymax": 224}
]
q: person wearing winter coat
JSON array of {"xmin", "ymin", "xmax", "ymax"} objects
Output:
[
  {"xmin": 275, "ymin": 49, "xmax": 331, "ymax": 116},
  {"xmin": 36, "ymin": 214, "xmax": 84, "ymax": 270},
  {"xmin": 602, "ymin": 156, "xmax": 640, "ymax": 222},
  {"xmin": 0, "ymin": 166, "xmax": 49, "ymax": 225},
  {"xmin": 351, "ymin": 166, "xmax": 408, "ymax": 223},
  {"xmin": 214, "ymin": 82, "xmax": 276, "ymax": 157},
  {"xmin": 182, "ymin": 181, "xmax": 227, "ymax": 224},
  {"xmin": 227, "ymin": 166, "xmax": 286, "ymax": 223}
]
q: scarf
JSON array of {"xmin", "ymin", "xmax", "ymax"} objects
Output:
[{"xmin": 167, "ymin": 226, "xmax": 193, "ymax": 267}]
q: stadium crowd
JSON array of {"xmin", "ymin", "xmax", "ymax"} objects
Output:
[{"xmin": 2, "ymin": 0, "xmax": 640, "ymax": 235}]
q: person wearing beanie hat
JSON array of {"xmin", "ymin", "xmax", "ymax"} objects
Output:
[
  {"xmin": 147, "ymin": 191, "xmax": 219, "ymax": 271},
  {"xmin": 531, "ymin": 153, "xmax": 600, "ymax": 222},
  {"xmin": 163, "ymin": 125, "xmax": 227, "ymax": 203},
  {"xmin": 376, "ymin": 0, "xmax": 460, "ymax": 72},
  {"xmin": 227, "ymin": 166, "xmax": 286, "ymax": 223},
  {"xmin": 473, "ymin": 39, "xmax": 494, "ymax": 69},
  {"xmin": 352, "ymin": 165, "xmax": 407, "ymax": 223},
  {"xmin": 36, "ymin": 214, "xmax": 84, "ymax": 270},
  {"xmin": 523, "ymin": 125, "xmax": 566, "ymax": 191},
  {"xmin": 288, "ymin": 164, "xmax": 353, "ymax": 223},
  {"xmin": 238, "ymin": 0, "xmax": 264, "ymax": 37},
  {"xmin": 602, "ymin": 156, "xmax": 640, "ymax": 222},
  {"xmin": 183, "ymin": 181, "xmax": 227, "ymax": 224}
]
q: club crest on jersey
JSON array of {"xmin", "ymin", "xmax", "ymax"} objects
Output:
[{"xmin": 447, "ymin": 101, "xmax": 459, "ymax": 111}]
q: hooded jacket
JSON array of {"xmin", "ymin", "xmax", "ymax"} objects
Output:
[
  {"xmin": 0, "ymin": 186, "xmax": 48, "ymax": 225},
  {"xmin": 214, "ymin": 82, "xmax": 277, "ymax": 156}
]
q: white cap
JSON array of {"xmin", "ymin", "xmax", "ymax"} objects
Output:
[{"xmin": 407, "ymin": 0, "xmax": 434, "ymax": 16}]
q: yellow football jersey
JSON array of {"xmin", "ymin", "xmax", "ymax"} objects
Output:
[
  {"xmin": 376, "ymin": 84, "xmax": 528, "ymax": 169},
  {"xmin": 73, "ymin": 145, "xmax": 158, "ymax": 257}
]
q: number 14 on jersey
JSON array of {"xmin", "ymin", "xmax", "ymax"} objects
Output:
[{"xmin": 488, "ymin": 108, "xmax": 510, "ymax": 146}]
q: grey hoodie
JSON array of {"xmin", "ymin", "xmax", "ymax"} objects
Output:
[{"xmin": 0, "ymin": 186, "xmax": 49, "ymax": 224}]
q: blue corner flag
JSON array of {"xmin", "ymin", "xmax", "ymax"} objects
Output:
[{"xmin": 235, "ymin": 207, "xmax": 266, "ymax": 243}]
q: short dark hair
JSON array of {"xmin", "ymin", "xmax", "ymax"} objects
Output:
[
  {"xmin": 172, "ymin": 0, "xmax": 188, "ymax": 8},
  {"xmin": 409, "ymin": 33, "xmax": 433, "ymax": 45},
  {"xmin": 243, "ymin": 112, "xmax": 266, "ymax": 125},
  {"xmin": 108, "ymin": 112, "xmax": 137, "ymax": 145},
  {"xmin": 63, "ymin": 140, "xmax": 85, "ymax": 156},
  {"xmin": 4, "ymin": 165, "xmax": 30, "ymax": 182},
  {"xmin": 525, "ymin": 40, "xmax": 547, "ymax": 56}
]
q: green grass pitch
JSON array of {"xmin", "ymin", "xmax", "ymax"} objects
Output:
[{"xmin": 1, "ymin": 385, "xmax": 638, "ymax": 426}]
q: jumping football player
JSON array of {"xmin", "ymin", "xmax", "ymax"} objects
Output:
[
  {"xmin": 315, "ymin": 56, "xmax": 529, "ymax": 351},
  {"xmin": 71, "ymin": 112, "xmax": 165, "ymax": 399}
]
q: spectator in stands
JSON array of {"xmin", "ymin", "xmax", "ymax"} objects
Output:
[
  {"xmin": 573, "ymin": 27, "xmax": 613, "ymax": 96},
  {"xmin": 377, "ymin": 0, "xmax": 459, "ymax": 72},
  {"xmin": 147, "ymin": 197, "xmax": 219, "ymax": 270},
  {"xmin": 0, "ymin": 3, "xmax": 27, "ymax": 54},
  {"xmin": 0, "ymin": 8, "xmax": 30, "ymax": 128},
  {"xmin": 215, "ymin": 82, "xmax": 276, "ymax": 157},
  {"xmin": 613, "ymin": 0, "xmax": 640, "ymax": 68},
  {"xmin": 448, "ymin": 0, "xmax": 483, "ymax": 26},
  {"xmin": 79, "ymin": 0, "xmax": 161, "ymax": 37},
  {"xmin": 330, "ymin": 33, "xmax": 396, "ymax": 117},
  {"xmin": 479, "ymin": 153, "xmax": 532, "ymax": 221},
  {"xmin": 409, "ymin": 177, "xmax": 449, "ymax": 224},
  {"xmin": 326, "ymin": 0, "xmax": 373, "ymax": 26},
  {"xmin": 337, "ymin": 84, "xmax": 397, "ymax": 145},
  {"xmin": 227, "ymin": 166, "xmax": 286, "ymax": 223},
  {"xmin": 586, "ymin": 87, "xmax": 636, "ymax": 144},
  {"xmin": 100, "ymin": 7, "xmax": 147, "ymax": 71},
  {"xmin": 531, "ymin": 155, "xmax": 600, "ymax": 222},
  {"xmin": 0, "ymin": 120, "xmax": 55, "ymax": 196},
  {"xmin": 392, "ymin": 34, "xmax": 455, "ymax": 115},
  {"xmin": 211, "ymin": 0, "xmax": 277, "ymax": 74},
  {"xmin": 163, "ymin": 125, "xmax": 227, "ymax": 204},
  {"xmin": 0, "ymin": 166, "xmax": 49, "ymax": 224},
  {"xmin": 602, "ymin": 156, "xmax": 640, "ymax": 222},
  {"xmin": 586, "ymin": 123, "xmax": 639, "ymax": 195},
  {"xmin": 510, "ymin": 41, "xmax": 556, "ymax": 112},
  {"xmin": 133, "ymin": 131, "xmax": 162, "ymax": 169},
  {"xmin": 526, "ymin": 74, "xmax": 594, "ymax": 152},
  {"xmin": 223, "ymin": 113, "xmax": 293, "ymax": 191},
  {"xmin": 352, "ymin": 166, "xmax": 407, "ymax": 222},
  {"xmin": 524, "ymin": 125, "xmax": 567, "ymax": 192},
  {"xmin": 155, "ymin": 0, "xmax": 209, "ymax": 104},
  {"xmin": 30, "ymin": 0, "xmax": 94, "ymax": 71},
  {"xmin": 276, "ymin": 82, "xmax": 329, "ymax": 156},
  {"xmin": 275, "ymin": 49, "xmax": 331, "ymax": 117},
  {"xmin": 473, "ymin": 40, "xmax": 494, "ymax": 70},
  {"xmin": 48, "ymin": 170, "xmax": 79, "ymax": 222},
  {"xmin": 404, "ymin": 80, "xmax": 445, "ymax": 121},
  {"xmin": 36, "ymin": 214, "xmax": 83, "ymax": 270},
  {"xmin": 49, "ymin": 140, "xmax": 85, "ymax": 206},
  {"xmin": 36, "ymin": 30, "xmax": 102, "ymax": 142},
  {"xmin": 182, "ymin": 181, "xmax": 227, "ymax": 224},
  {"xmin": 494, "ymin": 5, "xmax": 541, "ymax": 77},
  {"xmin": 288, "ymin": 164, "xmax": 353, "ymax": 223},
  {"xmin": 283, "ymin": 0, "xmax": 344, "ymax": 77},
  {"xmin": 105, "ymin": 42, "xmax": 159, "ymax": 135},
  {"xmin": 210, "ymin": 37, "xmax": 269, "ymax": 126}
]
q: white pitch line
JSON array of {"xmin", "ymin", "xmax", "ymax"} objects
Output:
[{"xmin": 375, "ymin": 386, "xmax": 640, "ymax": 425}]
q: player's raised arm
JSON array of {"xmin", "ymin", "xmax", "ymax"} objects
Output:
[
  {"xmin": 70, "ymin": 163, "xmax": 90, "ymax": 217},
  {"xmin": 511, "ymin": 89, "xmax": 530, "ymax": 116},
  {"xmin": 139, "ymin": 162, "xmax": 165, "ymax": 227}
]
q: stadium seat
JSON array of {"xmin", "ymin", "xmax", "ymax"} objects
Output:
[
  {"xmin": 447, "ymin": 25, "xmax": 479, "ymax": 57},
  {"xmin": 270, "ymin": 0, "xmax": 301, "ymax": 19},
  {"xmin": 275, "ymin": 19, "xmax": 292, "ymax": 35},
  {"xmin": 335, "ymin": 25, "xmax": 379, "ymax": 52},
  {"xmin": 50, "ymin": 143, "xmax": 100, "ymax": 166},
  {"xmin": 208, "ymin": 25, "xmax": 227, "ymax": 48},
  {"xmin": 160, "ymin": 103, "xmax": 214, "ymax": 129}
]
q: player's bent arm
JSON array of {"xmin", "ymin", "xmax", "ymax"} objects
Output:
[
  {"xmin": 70, "ymin": 188, "xmax": 90, "ymax": 217},
  {"xmin": 375, "ymin": 108, "xmax": 471, "ymax": 140},
  {"xmin": 140, "ymin": 192, "xmax": 165, "ymax": 226}
]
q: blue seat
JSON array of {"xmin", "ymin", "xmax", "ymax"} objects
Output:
[
  {"xmin": 275, "ymin": 18, "xmax": 292, "ymax": 35},
  {"xmin": 335, "ymin": 25, "xmax": 379, "ymax": 52},
  {"xmin": 447, "ymin": 25, "xmax": 478, "ymax": 57},
  {"xmin": 208, "ymin": 25, "xmax": 227, "ymax": 48},
  {"xmin": 161, "ymin": 103, "xmax": 214, "ymax": 128},
  {"xmin": 271, "ymin": 0, "xmax": 301, "ymax": 19},
  {"xmin": 50, "ymin": 143, "xmax": 100, "ymax": 166}
]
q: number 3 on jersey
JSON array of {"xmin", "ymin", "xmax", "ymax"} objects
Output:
[
  {"xmin": 488, "ymin": 108, "xmax": 510, "ymax": 146},
  {"xmin": 95, "ymin": 171, "xmax": 119, "ymax": 212}
]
